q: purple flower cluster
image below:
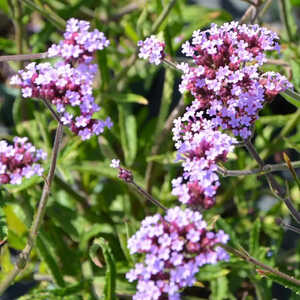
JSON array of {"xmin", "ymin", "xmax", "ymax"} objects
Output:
[
  {"xmin": 126, "ymin": 207, "xmax": 229, "ymax": 300},
  {"xmin": 48, "ymin": 18, "xmax": 110, "ymax": 64},
  {"xmin": 138, "ymin": 35, "xmax": 166, "ymax": 65},
  {"xmin": 0, "ymin": 137, "xmax": 47, "ymax": 185},
  {"xmin": 172, "ymin": 107, "xmax": 236, "ymax": 208},
  {"xmin": 178, "ymin": 22, "xmax": 292, "ymax": 138},
  {"xmin": 10, "ymin": 18, "xmax": 112, "ymax": 140}
]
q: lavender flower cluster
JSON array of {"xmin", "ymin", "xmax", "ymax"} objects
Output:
[
  {"xmin": 126, "ymin": 207, "xmax": 229, "ymax": 300},
  {"xmin": 179, "ymin": 22, "xmax": 292, "ymax": 139},
  {"xmin": 0, "ymin": 137, "xmax": 47, "ymax": 185},
  {"xmin": 138, "ymin": 35, "xmax": 166, "ymax": 65},
  {"xmin": 11, "ymin": 18, "xmax": 112, "ymax": 140},
  {"xmin": 138, "ymin": 22, "xmax": 292, "ymax": 139},
  {"xmin": 172, "ymin": 108, "xmax": 236, "ymax": 208}
]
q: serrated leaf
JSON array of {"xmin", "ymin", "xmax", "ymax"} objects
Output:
[
  {"xmin": 281, "ymin": 89, "xmax": 300, "ymax": 108},
  {"xmin": 249, "ymin": 218, "xmax": 261, "ymax": 257},
  {"xmin": 90, "ymin": 238, "xmax": 116, "ymax": 300},
  {"xmin": 259, "ymin": 271, "xmax": 300, "ymax": 294}
]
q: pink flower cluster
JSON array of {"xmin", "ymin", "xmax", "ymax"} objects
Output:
[
  {"xmin": 138, "ymin": 36, "xmax": 166, "ymax": 65},
  {"xmin": 0, "ymin": 137, "xmax": 47, "ymax": 185},
  {"xmin": 10, "ymin": 18, "xmax": 112, "ymax": 140},
  {"xmin": 172, "ymin": 107, "xmax": 236, "ymax": 208},
  {"xmin": 178, "ymin": 22, "xmax": 292, "ymax": 138},
  {"xmin": 126, "ymin": 207, "xmax": 229, "ymax": 300}
]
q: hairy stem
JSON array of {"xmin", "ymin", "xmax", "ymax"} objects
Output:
[
  {"xmin": 0, "ymin": 52, "xmax": 48, "ymax": 62},
  {"xmin": 219, "ymin": 243, "xmax": 300, "ymax": 286},
  {"xmin": 0, "ymin": 123, "xmax": 63, "ymax": 295},
  {"xmin": 244, "ymin": 139, "xmax": 300, "ymax": 223},
  {"xmin": 130, "ymin": 181, "xmax": 167, "ymax": 211},
  {"xmin": 217, "ymin": 160, "xmax": 300, "ymax": 177}
]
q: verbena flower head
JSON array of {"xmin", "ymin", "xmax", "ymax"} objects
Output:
[
  {"xmin": 138, "ymin": 35, "xmax": 166, "ymax": 65},
  {"xmin": 126, "ymin": 207, "xmax": 229, "ymax": 299},
  {"xmin": 178, "ymin": 22, "xmax": 292, "ymax": 139},
  {"xmin": 0, "ymin": 137, "xmax": 47, "ymax": 185},
  {"xmin": 48, "ymin": 18, "xmax": 110, "ymax": 63},
  {"xmin": 10, "ymin": 19, "xmax": 112, "ymax": 141},
  {"xmin": 172, "ymin": 106, "xmax": 236, "ymax": 208}
]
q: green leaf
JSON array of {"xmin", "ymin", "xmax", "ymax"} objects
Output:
[
  {"xmin": 196, "ymin": 264, "xmax": 230, "ymax": 281},
  {"xmin": 104, "ymin": 92, "xmax": 148, "ymax": 105},
  {"xmin": 90, "ymin": 238, "xmax": 116, "ymax": 300},
  {"xmin": 36, "ymin": 235, "xmax": 65, "ymax": 287},
  {"xmin": 97, "ymin": 49, "xmax": 109, "ymax": 91},
  {"xmin": 118, "ymin": 105, "xmax": 137, "ymax": 166},
  {"xmin": 249, "ymin": 218, "xmax": 261, "ymax": 257},
  {"xmin": 3, "ymin": 205, "xmax": 27, "ymax": 236},
  {"xmin": 281, "ymin": 89, "xmax": 300, "ymax": 108},
  {"xmin": 47, "ymin": 203, "xmax": 79, "ymax": 242},
  {"xmin": 210, "ymin": 276, "xmax": 229, "ymax": 300},
  {"xmin": 260, "ymin": 271, "xmax": 300, "ymax": 294}
]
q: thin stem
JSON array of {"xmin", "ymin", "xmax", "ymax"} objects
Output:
[
  {"xmin": 217, "ymin": 160, "xmax": 300, "ymax": 177},
  {"xmin": 219, "ymin": 243, "xmax": 300, "ymax": 286},
  {"xmin": 244, "ymin": 139, "xmax": 300, "ymax": 223},
  {"xmin": 41, "ymin": 99, "xmax": 62, "ymax": 124},
  {"xmin": 276, "ymin": 218, "xmax": 300, "ymax": 235},
  {"xmin": 162, "ymin": 58, "xmax": 180, "ymax": 71},
  {"xmin": 0, "ymin": 124, "xmax": 63, "ymax": 295},
  {"xmin": 151, "ymin": 0, "xmax": 177, "ymax": 33},
  {"xmin": 130, "ymin": 181, "xmax": 167, "ymax": 211},
  {"xmin": 0, "ymin": 52, "xmax": 48, "ymax": 62}
]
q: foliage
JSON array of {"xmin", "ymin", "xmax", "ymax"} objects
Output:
[{"xmin": 0, "ymin": 0, "xmax": 299, "ymax": 299}]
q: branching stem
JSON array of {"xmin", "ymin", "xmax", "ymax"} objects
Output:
[
  {"xmin": 218, "ymin": 243, "xmax": 300, "ymax": 286},
  {"xmin": 244, "ymin": 139, "xmax": 300, "ymax": 223},
  {"xmin": 0, "ymin": 123, "xmax": 63, "ymax": 295}
]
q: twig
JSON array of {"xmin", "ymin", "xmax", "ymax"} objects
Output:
[
  {"xmin": 276, "ymin": 218, "xmax": 300, "ymax": 235},
  {"xmin": 41, "ymin": 99, "xmax": 62, "ymax": 124},
  {"xmin": 219, "ymin": 243, "xmax": 300, "ymax": 286},
  {"xmin": 244, "ymin": 139, "xmax": 300, "ymax": 224},
  {"xmin": 162, "ymin": 57, "xmax": 179, "ymax": 71},
  {"xmin": 217, "ymin": 160, "xmax": 300, "ymax": 177},
  {"xmin": 0, "ymin": 123, "xmax": 64, "ymax": 295},
  {"xmin": 130, "ymin": 181, "xmax": 167, "ymax": 211},
  {"xmin": 0, "ymin": 52, "xmax": 48, "ymax": 62}
]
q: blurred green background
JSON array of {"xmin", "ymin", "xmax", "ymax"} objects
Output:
[{"xmin": 0, "ymin": 0, "xmax": 299, "ymax": 299}]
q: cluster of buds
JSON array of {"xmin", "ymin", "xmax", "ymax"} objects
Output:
[
  {"xmin": 0, "ymin": 137, "xmax": 47, "ymax": 185},
  {"xmin": 10, "ymin": 18, "xmax": 112, "ymax": 140},
  {"xmin": 126, "ymin": 207, "xmax": 229, "ymax": 300}
]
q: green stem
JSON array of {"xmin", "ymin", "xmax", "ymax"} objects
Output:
[
  {"xmin": 0, "ymin": 124, "xmax": 63, "ymax": 295},
  {"xmin": 219, "ymin": 243, "xmax": 300, "ymax": 286},
  {"xmin": 151, "ymin": 0, "xmax": 177, "ymax": 33},
  {"xmin": 217, "ymin": 160, "xmax": 300, "ymax": 177},
  {"xmin": 244, "ymin": 139, "xmax": 300, "ymax": 224}
]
